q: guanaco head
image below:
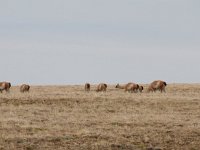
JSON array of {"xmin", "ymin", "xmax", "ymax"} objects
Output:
[{"xmin": 115, "ymin": 84, "xmax": 119, "ymax": 88}]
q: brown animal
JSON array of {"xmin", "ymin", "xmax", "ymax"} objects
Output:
[
  {"xmin": 0, "ymin": 82, "xmax": 11, "ymax": 93},
  {"xmin": 20, "ymin": 84, "xmax": 30, "ymax": 93},
  {"xmin": 148, "ymin": 80, "xmax": 167, "ymax": 93},
  {"xmin": 85, "ymin": 83, "xmax": 90, "ymax": 91},
  {"xmin": 115, "ymin": 83, "xmax": 126, "ymax": 89},
  {"xmin": 116, "ymin": 83, "xmax": 139, "ymax": 93},
  {"xmin": 96, "ymin": 83, "xmax": 107, "ymax": 92},
  {"xmin": 125, "ymin": 83, "xmax": 139, "ymax": 92},
  {"xmin": 138, "ymin": 85, "xmax": 144, "ymax": 93}
]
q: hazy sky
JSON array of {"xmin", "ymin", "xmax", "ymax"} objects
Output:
[{"xmin": 0, "ymin": 0, "xmax": 200, "ymax": 85}]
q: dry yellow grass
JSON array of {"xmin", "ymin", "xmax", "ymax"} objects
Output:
[{"xmin": 0, "ymin": 84, "xmax": 200, "ymax": 150}]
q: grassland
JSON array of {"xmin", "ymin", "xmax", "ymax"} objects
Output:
[{"xmin": 0, "ymin": 84, "xmax": 200, "ymax": 150}]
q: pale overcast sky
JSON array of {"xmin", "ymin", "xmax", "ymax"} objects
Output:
[{"xmin": 0, "ymin": 0, "xmax": 200, "ymax": 85}]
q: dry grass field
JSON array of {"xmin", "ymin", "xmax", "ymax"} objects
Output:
[{"xmin": 0, "ymin": 84, "xmax": 200, "ymax": 150}]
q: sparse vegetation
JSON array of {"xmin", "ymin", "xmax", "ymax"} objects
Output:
[{"xmin": 0, "ymin": 84, "xmax": 200, "ymax": 150}]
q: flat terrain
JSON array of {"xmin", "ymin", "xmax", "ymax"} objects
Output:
[{"xmin": 0, "ymin": 84, "xmax": 200, "ymax": 150}]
